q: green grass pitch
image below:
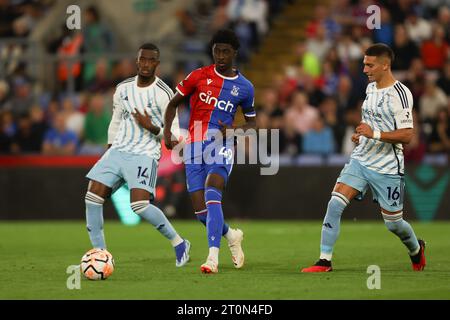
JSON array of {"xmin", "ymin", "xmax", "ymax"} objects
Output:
[{"xmin": 0, "ymin": 220, "xmax": 449, "ymax": 299}]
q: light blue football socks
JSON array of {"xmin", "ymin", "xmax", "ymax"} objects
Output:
[
  {"xmin": 131, "ymin": 201, "xmax": 179, "ymax": 242},
  {"xmin": 320, "ymin": 192, "xmax": 349, "ymax": 261},
  {"xmin": 383, "ymin": 212, "xmax": 420, "ymax": 255},
  {"xmin": 85, "ymin": 192, "xmax": 106, "ymax": 249}
]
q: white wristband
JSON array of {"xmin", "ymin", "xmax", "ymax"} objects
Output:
[{"xmin": 373, "ymin": 130, "xmax": 381, "ymax": 140}]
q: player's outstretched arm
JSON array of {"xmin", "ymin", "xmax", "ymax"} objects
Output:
[
  {"xmin": 356, "ymin": 123, "xmax": 413, "ymax": 144},
  {"xmin": 163, "ymin": 92, "xmax": 185, "ymax": 149}
]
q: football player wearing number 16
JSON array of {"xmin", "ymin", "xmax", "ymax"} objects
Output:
[
  {"xmin": 302, "ymin": 43, "xmax": 426, "ymax": 273},
  {"xmin": 84, "ymin": 43, "xmax": 190, "ymax": 268},
  {"xmin": 164, "ymin": 29, "xmax": 257, "ymax": 274}
]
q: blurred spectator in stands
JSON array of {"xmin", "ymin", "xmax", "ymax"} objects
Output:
[
  {"xmin": 86, "ymin": 58, "xmax": 113, "ymax": 93},
  {"xmin": 253, "ymin": 87, "xmax": 284, "ymax": 157},
  {"xmin": 330, "ymin": 0, "xmax": 353, "ymax": 28},
  {"xmin": 273, "ymin": 69, "xmax": 298, "ymax": 109},
  {"xmin": 404, "ymin": 109, "xmax": 427, "ymax": 163},
  {"xmin": 14, "ymin": 1, "xmax": 43, "ymax": 36},
  {"xmin": 284, "ymin": 90, "xmax": 319, "ymax": 137},
  {"xmin": 257, "ymin": 87, "xmax": 284, "ymax": 129},
  {"xmin": 419, "ymin": 78, "xmax": 448, "ymax": 122},
  {"xmin": 79, "ymin": 94, "xmax": 110, "ymax": 155},
  {"xmin": 0, "ymin": 80, "xmax": 10, "ymax": 112},
  {"xmin": 302, "ymin": 113, "xmax": 335, "ymax": 155},
  {"xmin": 82, "ymin": 6, "xmax": 115, "ymax": 87},
  {"xmin": 437, "ymin": 6, "xmax": 450, "ymax": 43},
  {"xmin": 306, "ymin": 24, "xmax": 332, "ymax": 62},
  {"xmin": 428, "ymin": 107, "xmax": 450, "ymax": 154},
  {"xmin": 391, "ymin": 24, "xmax": 421, "ymax": 71},
  {"xmin": 372, "ymin": 7, "xmax": 394, "ymax": 46},
  {"xmin": 177, "ymin": 0, "xmax": 220, "ymax": 68},
  {"xmin": 0, "ymin": 0, "xmax": 20, "ymax": 37},
  {"xmin": 42, "ymin": 112, "xmax": 78, "ymax": 155},
  {"xmin": 44, "ymin": 98, "xmax": 60, "ymax": 124},
  {"xmin": 404, "ymin": 58, "xmax": 427, "ymax": 101},
  {"xmin": 282, "ymin": 90, "xmax": 319, "ymax": 155},
  {"xmin": 227, "ymin": 0, "xmax": 268, "ymax": 52},
  {"xmin": 324, "ymin": 46, "xmax": 345, "ymax": 75},
  {"xmin": 347, "ymin": 59, "xmax": 368, "ymax": 101},
  {"xmin": 301, "ymin": 74, "xmax": 325, "ymax": 108},
  {"xmin": 294, "ymin": 42, "xmax": 320, "ymax": 78},
  {"xmin": 422, "ymin": 0, "xmax": 450, "ymax": 20},
  {"xmin": 319, "ymin": 97, "xmax": 345, "ymax": 152},
  {"xmin": 61, "ymin": 96, "xmax": 84, "ymax": 138},
  {"xmin": 112, "ymin": 59, "xmax": 135, "ymax": 86},
  {"xmin": 29, "ymin": 104, "xmax": 48, "ymax": 145},
  {"xmin": 420, "ymin": 24, "xmax": 449, "ymax": 70},
  {"xmin": 337, "ymin": 30, "xmax": 363, "ymax": 68},
  {"xmin": 351, "ymin": 0, "xmax": 375, "ymax": 36},
  {"xmin": 10, "ymin": 113, "xmax": 42, "ymax": 154},
  {"xmin": 341, "ymin": 104, "xmax": 362, "ymax": 155},
  {"xmin": 385, "ymin": 0, "xmax": 413, "ymax": 24},
  {"xmin": 315, "ymin": 60, "xmax": 339, "ymax": 97},
  {"xmin": 335, "ymin": 74, "xmax": 359, "ymax": 116},
  {"xmin": 0, "ymin": 111, "xmax": 15, "ymax": 153},
  {"xmin": 307, "ymin": 4, "xmax": 341, "ymax": 41},
  {"xmin": 436, "ymin": 60, "xmax": 450, "ymax": 95},
  {"xmin": 405, "ymin": 8, "xmax": 432, "ymax": 45},
  {"xmin": 3, "ymin": 77, "xmax": 34, "ymax": 117},
  {"xmin": 55, "ymin": 28, "xmax": 84, "ymax": 92}
]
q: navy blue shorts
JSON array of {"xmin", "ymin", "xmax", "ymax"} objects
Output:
[{"xmin": 184, "ymin": 141, "xmax": 234, "ymax": 193}]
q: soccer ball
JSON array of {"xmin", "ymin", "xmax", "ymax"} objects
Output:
[{"xmin": 80, "ymin": 248, "xmax": 115, "ymax": 280}]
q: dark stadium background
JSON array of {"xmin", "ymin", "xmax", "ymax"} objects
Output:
[{"xmin": 1, "ymin": 0, "xmax": 448, "ymax": 222}]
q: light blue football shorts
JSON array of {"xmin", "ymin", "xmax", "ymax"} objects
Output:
[
  {"xmin": 86, "ymin": 148, "xmax": 158, "ymax": 198},
  {"xmin": 336, "ymin": 158, "xmax": 405, "ymax": 212}
]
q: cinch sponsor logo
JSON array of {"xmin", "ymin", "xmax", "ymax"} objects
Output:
[{"xmin": 199, "ymin": 91, "xmax": 235, "ymax": 112}]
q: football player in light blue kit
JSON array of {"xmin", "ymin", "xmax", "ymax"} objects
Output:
[
  {"xmin": 84, "ymin": 43, "xmax": 190, "ymax": 267},
  {"xmin": 302, "ymin": 43, "xmax": 426, "ymax": 272}
]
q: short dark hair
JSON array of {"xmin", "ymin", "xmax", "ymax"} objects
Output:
[
  {"xmin": 365, "ymin": 43, "xmax": 395, "ymax": 63},
  {"xmin": 210, "ymin": 29, "xmax": 240, "ymax": 50},
  {"xmin": 138, "ymin": 43, "xmax": 160, "ymax": 57}
]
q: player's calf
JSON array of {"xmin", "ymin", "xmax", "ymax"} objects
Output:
[
  {"xmin": 382, "ymin": 211, "xmax": 421, "ymax": 256},
  {"xmin": 131, "ymin": 200, "xmax": 190, "ymax": 266},
  {"xmin": 85, "ymin": 191, "xmax": 106, "ymax": 249}
]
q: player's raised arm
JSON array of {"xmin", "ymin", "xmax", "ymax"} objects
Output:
[
  {"xmin": 356, "ymin": 88, "xmax": 414, "ymax": 144},
  {"xmin": 163, "ymin": 92, "xmax": 185, "ymax": 149},
  {"xmin": 356, "ymin": 123, "xmax": 413, "ymax": 144}
]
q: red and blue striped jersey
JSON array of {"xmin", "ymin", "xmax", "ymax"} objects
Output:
[{"xmin": 176, "ymin": 64, "xmax": 255, "ymax": 143}]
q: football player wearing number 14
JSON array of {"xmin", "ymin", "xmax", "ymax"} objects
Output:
[
  {"xmin": 302, "ymin": 43, "xmax": 426, "ymax": 273},
  {"xmin": 84, "ymin": 43, "xmax": 190, "ymax": 268},
  {"xmin": 164, "ymin": 29, "xmax": 256, "ymax": 274}
]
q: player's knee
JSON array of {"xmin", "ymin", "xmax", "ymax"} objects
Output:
[
  {"xmin": 85, "ymin": 191, "xmax": 105, "ymax": 206},
  {"xmin": 130, "ymin": 200, "xmax": 150, "ymax": 214},
  {"xmin": 383, "ymin": 211, "xmax": 403, "ymax": 233},
  {"xmin": 327, "ymin": 192, "xmax": 349, "ymax": 214},
  {"xmin": 204, "ymin": 186, "xmax": 222, "ymax": 204}
]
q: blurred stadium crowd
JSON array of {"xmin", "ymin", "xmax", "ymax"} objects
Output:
[{"xmin": 0, "ymin": 0, "xmax": 449, "ymax": 162}]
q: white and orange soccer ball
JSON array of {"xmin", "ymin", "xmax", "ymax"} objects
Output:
[{"xmin": 80, "ymin": 248, "xmax": 115, "ymax": 280}]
